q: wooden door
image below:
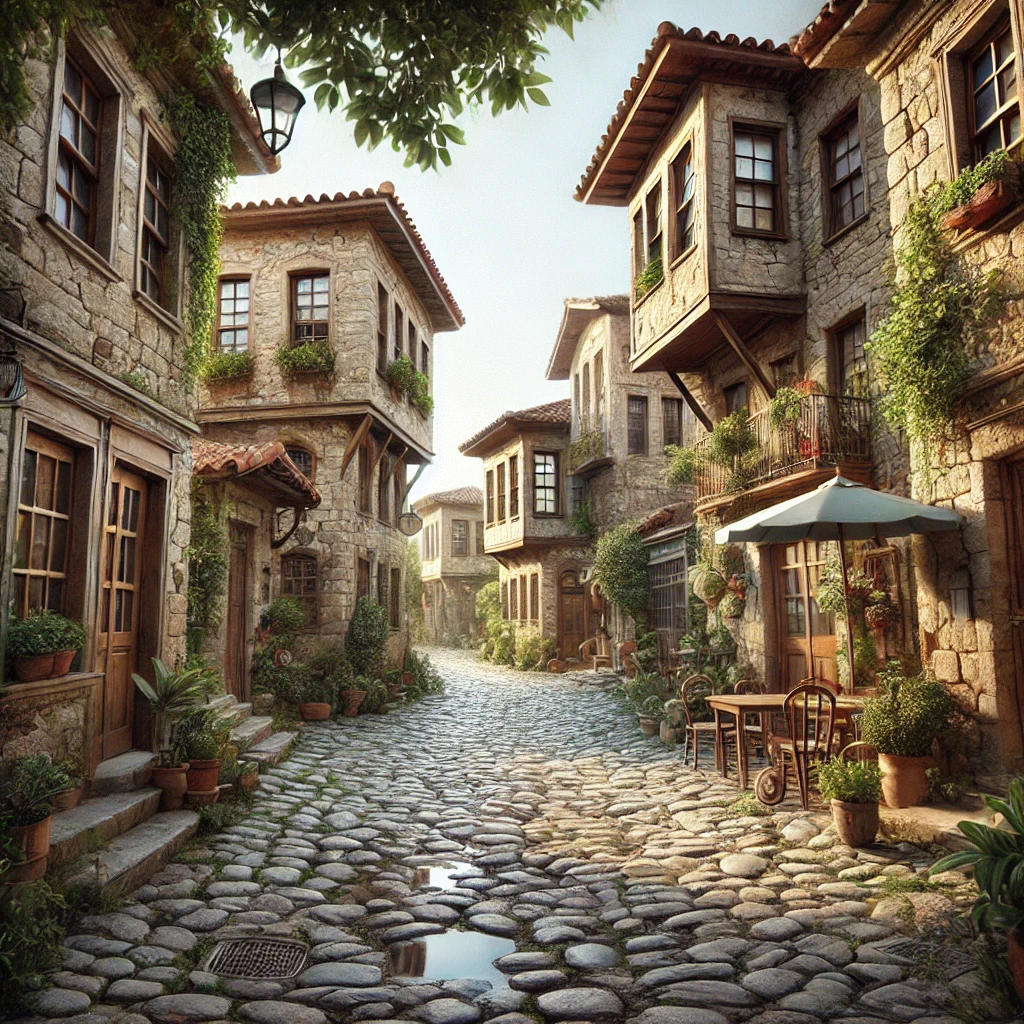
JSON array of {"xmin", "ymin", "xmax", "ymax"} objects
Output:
[
  {"xmin": 97, "ymin": 466, "xmax": 147, "ymax": 758},
  {"xmin": 225, "ymin": 522, "xmax": 252, "ymax": 701},
  {"xmin": 775, "ymin": 540, "xmax": 836, "ymax": 690},
  {"xmin": 1000, "ymin": 460, "xmax": 1024, "ymax": 751},
  {"xmin": 559, "ymin": 569, "xmax": 586, "ymax": 660}
]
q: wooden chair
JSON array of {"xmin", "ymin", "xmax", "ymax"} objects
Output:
[
  {"xmin": 771, "ymin": 683, "xmax": 836, "ymax": 809},
  {"xmin": 840, "ymin": 740, "xmax": 878, "ymax": 763},
  {"xmin": 733, "ymin": 678, "xmax": 767, "ymax": 759},
  {"xmin": 579, "ymin": 634, "xmax": 612, "ymax": 671},
  {"xmin": 680, "ymin": 673, "xmax": 737, "ymax": 772}
]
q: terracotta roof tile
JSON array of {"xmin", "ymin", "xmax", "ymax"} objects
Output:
[
  {"xmin": 638, "ymin": 500, "xmax": 694, "ymax": 538},
  {"xmin": 413, "ymin": 486, "xmax": 483, "ymax": 512},
  {"xmin": 192, "ymin": 438, "xmax": 320, "ymax": 507},
  {"xmin": 459, "ymin": 399, "xmax": 571, "ymax": 454},
  {"xmin": 790, "ymin": 0, "xmax": 861, "ymax": 60}
]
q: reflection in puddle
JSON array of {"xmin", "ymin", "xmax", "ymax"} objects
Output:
[
  {"xmin": 390, "ymin": 930, "xmax": 516, "ymax": 984},
  {"xmin": 413, "ymin": 861, "xmax": 474, "ymax": 889}
]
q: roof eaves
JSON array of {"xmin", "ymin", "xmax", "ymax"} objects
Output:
[{"xmin": 546, "ymin": 296, "xmax": 630, "ymax": 381}]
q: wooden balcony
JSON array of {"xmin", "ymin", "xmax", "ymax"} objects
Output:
[{"xmin": 690, "ymin": 393, "xmax": 873, "ymax": 510}]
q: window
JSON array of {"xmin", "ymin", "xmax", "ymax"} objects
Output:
[
  {"xmin": 581, "ymin": 363, "xmax": 591, "ymax": 429},
  {"xmin": 452, "ymin": 519, "xmax": 468, "ymax": 556},
  {"xmin": 573, "ymin": 373, "xmax": 581, "ymax": 429},
  {"xmin": 520, "ymin": 577, "xmax": 527, "ymax": 624},
  {"xmin": 408, "ymin": 319, "xmax": 417, "ymax": 361},
  {"xmin": 357, "ymin": 556, "xmax": 371, "ymax": 599},
  {"xmin": 393, "ymin": 301, "xmax": 403, "ymax": 362},
  {"xmin": 475, "ymin": 520, "xmax": 485, "ymax": 554},
  {"xmin": 377, "ymin": 455, "xmax": 391, "ymax": 523},
  {"xmin": 724, "ymin": 381, "xmax": 749, "ymax": 415},
  {"xmin": 377, "ymin": 563, "xmax": 388, "ymax": 608},
  {"xmin": 533, "ymin": 452, "xmax": 558, "ymax": 515},
  {"xmin": 390, "ymin": 566, "xmax": 402, "ymax": 628},
  {"xmin": 530, "ymin": 574, "xmax": 539, "ymax": 624},
  {"xmin": 139, "ymin": 151, "xmax": 171, "ymax": 305},
  {"xmin": 771, "ymin": 353, "xmax": 799, "ymax": 387},
  {"xmin": 649, "ymin": 555, "xmax": 690, "ymax": 656},
  {"xmin": 627, "ymin": 395, "xmax": 648, "ymax": 455},
  {"xmin": 500, "ymin": 580, "xmax": 509, "ymax": 619},
  {"xmin": 645, "ymin": 185, "xmax": 663, "ymax": 264},
  {"xmin": 281, "ymin": 553, "xmax": 317, "ymax": 625},
  {"xmin": 358, "ymin": 438, "xmax": 372, "ymax": 514},
  {"xmin": 971, "ymin": 18, "xmax": 1021, "ymax": 159},
  {"xmin": 56, "ymin": 57, "xmax": 100, "ymax": 244},
  {"xmin": 672, "ymin": 141, "xmax": 696, "ymax": 257},
  {"xmin": 377, "ymin": 282, "xmax": 389, "ymax": 373},
  {"xmin": 292, "ymin": 273, "xmax": 329, "ymax": 344},
  {"xmin": 485, "ymin": 469, "xmax": 494, "ymax": 524},
  {"xmin": 632, "ymin": 209, "xmax": 645, "ymax": 279},
  {"xmin": 393, "ymin": 465, "xmax": 403, "ymax": 526},
  {"xmin": 594, "ymin": 351, "xmax": 604, "ymax": 429},
  {"xmin": 833, "ymin": 316, "xmax": 868, "ymax": 396},
  {"xmin": 733, "ymin": 126, "xmax": 781, "ymax": 234},
  {"xmin": 510, "ymin": 575, "xmax": 518, "ymax": 620},
  {"xmin": 825, "ymin": 113, "xmax": 865, "ymax": 236},
  {"xmin": 509, "ymin": 455, "xmax": 519, "ymax": 518},
  {"xmin": 285, "ymin": 446, "xmax": 314, "ymax": 481},
  {"xmin": 420, "ymin": 340, "xmax": 430, "ymax": 377},
  {"xmin": 13, "ymin": 434, "xmax": 74, "ymax": 619},
  {"xmin": 217, "ymin": 278, "xmax": 250, "ymax": 353},
  {"xmin": 662, "ymin": 397, "xmax": 684, "ymax": 449},
  {"xmin": 497, "ymin": 462, "xmax": 506, "ymax": 522}
]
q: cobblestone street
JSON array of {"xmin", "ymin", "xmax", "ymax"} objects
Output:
[{"xmin": 33, "ymin": 649, "xmax": 991, "ymax": 1024}]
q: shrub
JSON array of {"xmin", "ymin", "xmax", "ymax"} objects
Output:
[
  {"xmin": 491, "ymin": 624, "xmax": 516, "ymax": 665},
  {"xmin": 276, "ymin": 341, "xmax": 335, "ymax": 376},
  {"xmin": 385, "ymin": 355, "xmax": 416, "ymax": 392},
  {"xmin": 514, "ymin": 626, "xmax": 555, "ymax": 671},
  {"xmin": 6, "ymin": 612, "xmax": 86, "ymax": 657},
  {"xmin": 187, "ymin": 482, "xmax": 229, "ymax": 658},
  {"xmin": 569, "ymin": 498, "xmax": 599, "ymax": 540},
  {"xmin": 767, "ymin": 386, "xmax": 804, "ymax": 428},
  {"xmin": 346, "ymin": 597, "xmax": 389, "ymax": 676},
  {"xmin": 817, "ymin": 756, "xmax": 882, "ymax": 804},
  {"xmin": 861, "ymin": 662, "xmax": 958, "ymax": 757},
  {"xmin": 405, "ymin": 650, "xmax": 445, "ymax": 699},
  {"xmin": 289, "ymin": 664, "xmax": 335, "ymax": 705},
  {"xmin": 708, "ymin": 409, "xmax": 757, "ymax": 466},
  {"xmin": 594, "ymin": 522, "xmax": 649, "ymax": 626},
  {"xmin": 203, "ymin": 350, "xmax": 253, "ymax": 382},
  {"xmin": 262, "ymin": 597, "xmax": 306, "ymax": 636},
  {"xmin": 0, "ymin": 755, "xmax": 72, "ymax": 827},
  {"xmin": 410, "ymin": 371, "xmax": 434, "ymax": 414},
  {"xmin": 360, "ymin": 678, "xmax": 389, "ymax": 713},
  {"xmin": 665, "ymin": 444, "xmax": 697, "ymax": 486},
  {"xmin": 0, "ymin": 880, "xmax": 69, "ymax": 1007}
]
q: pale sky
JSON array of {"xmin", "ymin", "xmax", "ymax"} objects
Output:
[{"xmin": 226, "ymin": 0, "xmax": 822, "ymax": 501}]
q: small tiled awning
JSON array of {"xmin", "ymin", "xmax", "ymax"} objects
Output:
[{"xmin": 191, "ymin": 439, "xmax": 320, "ymax": 509}]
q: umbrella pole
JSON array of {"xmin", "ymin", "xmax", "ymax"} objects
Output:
[{"xmin": 838, "ymin": 522, "xmax": 856, "ymax": 693}]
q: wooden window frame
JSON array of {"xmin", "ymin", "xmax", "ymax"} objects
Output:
[
  {"xmin": 290, "ymin": 271, "xmax": 330, "ymax": 347},
  {"xmin": 729, "ymin": 117, "xmax": 788, "ymax": 240},
  {"xmin": 496, "ymin": 462, "xmax": 507, "ymax": 523},
  {"xmin": 662, "ymin": 396, "xmax": 684, "ymax": 449},
  {"xmin": 217, "ymin": 276, "xmax": 251, "ymax": 354},
  {"xmin": 519, "ymin": 576, "xmax": 527, "ymax": 625},
  {"xmin": 392, "ymin": 300, "xmax": 404, "ymax": 364},
  {"xmin": 509, "ymin": 454, "xmax": 520, "ymax": 519},
  {"xmin": 55, "ymin": 54, "xmax": 101, "ymax": 247},
  {"xmin": 723, "ymin": 380, "xmax": 750, "ymax": 416},
  {"xmin": 581, "ymin": 362, "xmax": 591, "ymax": 431},
  {"xmin": 827, "ymin": 309, "xmax": 869, "ymax": 397},
  {"xmin": 500, "ymin": 580, "xmax": 509, "ymax": 619},
  {"xmin": 770, "ymin": 352, "xmax": 800, "ymax": 388},
  {"xmin": 631, "ymin": 208, "xmax": 645, "ymax": 281},
  {"xmin": 357, "ymin": 555, "xmax": 371, "ymax": 599},
  {"xmin": 376, "ymin": 281, "xmax": 389, "ymax": 375},
  {"xmin": 670, "ymin": 138, "xmax": 697, "ymax": 262},
  {"xmin": 969, "ymin": 13, "xmax": 1022, "ymax": 160},
  {"xmin": 593, "ymin": 350, "xmax": 604, "ymax": 429},
  {"xmin": 820, "ymin": 100, "xmax": 868, "ymax": 243},
  {"xmin": 452, "ymin": 519, "xmax": 468, "ymax": 557},
  {"xmin": 627, "ymin": 394, "xmax": 648, "ymax": 456},
  {"xmin": 533, "ymin": 451, "xmax": 560, "ymax": 517},
  {"xmin": 389, "ymin": 566, "xmax": 402, "ymax": 628},
  {"xmin": 357, "ymin": 436, "xmax": 372, "ymax": 515},
  {"xmin": 645, "ymin": 183, "xmax": 663, "ymax": 265},
  {"xmin": 284, "ymin": 445, "xmax": 315, "ymax": 482},
  {"xmin": 475, "ymin": 519, "xmax": 485, "ymax": 554},
  {"xmin": 138, "ymin": 138, "xmax": 173, "ymax": 309},
  {"xmin": 377, "ymin": 454, "xmax": 391, "ymax": 524},
  {"xmin": 530, "ymin": 573, "xmax": 539, "ymax": 625},
  {"xmin": 509, "ymin": 574, "xmax": 519, "ymax": 620},
  {"xmin": 281, "ymin": 552, "xmax": 318, "ymax": 627},
  {"xmin": 485, "ymin": 469, "xmax": 494, "ymax": 524}
]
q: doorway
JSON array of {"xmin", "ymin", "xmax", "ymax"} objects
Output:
[
  {"xmin": 558, "ymin": 568, "xmax": 586, "ymax": 661},
  {"xmin": 97, "ymin": 465, "xmax": 147, "ymax": 758},
  {"xmin": 1000, "ymin": 459, "xmax": 1024, "ymax": 754},
  {"xmin": 774, "ymin": 540, "xmax": 836, "ymax": 690},
  {"xmin": 225, "ymin": 521, "xmax": 253, "ymax": 701}
]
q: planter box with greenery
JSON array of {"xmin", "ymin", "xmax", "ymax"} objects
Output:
[
  {"xmin": 6, "ymin": 611, "xmax": 87, "ymax": 682},
  {"xmin": 939, "ymin": 150, "xmax": 1018, "ymax": 232},
  {"xmin": 817, "ymin": 756, "xmax": 882, "ymax": 847},
  {"xmin": 203, "ymin": 350, "xmax": 254, "ymax": 383},
  {"xmin": 410, "ymin": 371, "xmax": 433, "ymax": 415},
  {"xmin": 634, "ymin": 255, "xmax": 663, "ymax": 301},
  {"xmin": 276, "ymin": 340, "xmax": 335, "ymax": 376},
  {"xmin": 0, "ymin": 755, "xmax": 72, "ymax": 881},
  {"xmin": 385, "ymin": 354, "xmax": 416, "ymax": 395}
]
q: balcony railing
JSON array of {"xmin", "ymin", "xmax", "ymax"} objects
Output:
[
  {"xmin": 690, "ymin": 393, "xmax": 872, "ymax": 503},
  {"xmin": 566, "ymin": 427, "xmax": 611, "ymax": 474}
]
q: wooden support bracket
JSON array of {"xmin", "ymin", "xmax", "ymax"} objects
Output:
[
  {"xmin": 714, "ymin": 311, "xmax": 777, "ymax": 399},
  {"xmin": 339, "ymin": 413, "xmax": 373, "ymax": 484},
  {"xmin": 666, "ymin": 369, "xmax": 713, "ymax": 432}
]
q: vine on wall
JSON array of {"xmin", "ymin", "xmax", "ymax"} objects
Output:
[{"xmin": 186, "ymin": 480, "xmax": 230, "ymax": 659}]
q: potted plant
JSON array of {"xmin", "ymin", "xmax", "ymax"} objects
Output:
[
  {"xmin": 817, "ymin": 756, "xmax": 883, "ymax": 846},
  {"xmin": 385, "ymin": 354, "xmax": 416, "ymax": 397},
  {"xmin": 6, "ymin": 611, "xmax": 87, "ymax": 682},
  {"xmin": 690, "ymin": 562, "xmax": 727, "ymax": 607},
  {"xmin": 931, "ymin": 777, "xmax": 1024, "ymax": 1000},
  {"xmin": 360, "ymin": 678, "xmax": 389, "ymax": 714},
  {"xmin": 342, "ymin": 676, "xmax": 371, "ymax": 717},
  {"xmin": 384, "ymin": 670, "xmax": 404, "ymax": 702},
  {"xmin": 0, "ymin": 755, "xmax": 71, "ymax": 881},
  {"xmin": 52, "ymin": 753, "xmax": 87, "ymax": 812},
  {"xmin": 861, "ymin": 662, "xmax": 957, "ymax": 808},
  {"xmin": 637, "ymin": 694, "xmax": 665, "ymax": 737},
  {"xmin": 218, "ymin": 750, "xmax": 259, "ymax": 797},
  {"xmin": 296, "ymin": 671, "xmax": 334, "ymax": 720},
  {"xmin": 176, "ymin": 707, "xmax": 230, "ymax": 798},
  {"xmin": 132, "ymin": 659, "xmax": 207, "ymax": 811},
  {"xmin": 940, "ymin": 150, "xmax": 1019, "ymax": 232}
]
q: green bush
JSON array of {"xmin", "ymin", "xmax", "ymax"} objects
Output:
[
  {"xmin": 708, "ymin": 409, "xmax": 757, "ymax": 466},
  {"xmin": 491, "ymin": 624, "xmax": 516, "ymax": 666},
  {"xmin": 0, "ymin": 880, "xmax": 68, "ymax": 1007},
  {"xmin": 861, "ymin": 662, "xmax": 958, "ymax": 757},
  {"xmin": 187, "ymin": 482, "xmax": 229, "ymax": 659},
  {"xmin": 767, "ymin": 386, "xmax": 804, "ymax": 428},
  {"xmin": 514, "ymin": 626, "xmax": 555, "ymax": 671},
  {"xmin": 360, "ymin": 678, "xmax": 389, "ymax": 713},
  {"xmin": 569, "ymin": 498, "xmax": 599, "ymax": 540},
  {"xmin": 410, "ymin": 372, "xmax": 434, "ymax": 414},
  {"xmin": 0, "ymin": 755, "xmax": 72, "ymax": 827},
  {"xmin": 594, "ymin": 522, "xmax": 649, "ymax": 626},
  {"xmin": 173, "ymin": 707, "xmax": 230, "ymax": 762},
  {"xmin": 634, "ymin": 255, "xmax": 663, "ymax": 299},
  {"xmin": 203, "ymin": 350, "xmax": 253, "ymax": 382},
  {"xmin": 276, "ymin": 341, "xmax": 336, "ymax": 376},
  {"xmin": 346, "ymin": 597, "xmax": 389, "ymax": 675},
  {"xmin": 817, "ymin": 756, "xmax": 882, "ymax": 804},
  {"xmin": 262, "ymin": 597, "xmax": 306, "ymax": 636},
  {"xmin": 405, "ymin": 650, "xmax": 445, "ymax": 699},
  {"xmin": 6, "ymin": 611, "xmax": 86, "ymax": 657},
  {"xmin": 385, "ymin": 355, "xmax": 416, "ymax": 392},
  {"xmin": 665, "ymin": 444, "xmax": 697, "ymax": 486}
]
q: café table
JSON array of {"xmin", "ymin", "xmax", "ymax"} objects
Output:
[{"xmin": 706, "ymin": 692, "xmax": 865, "ymax": 792}]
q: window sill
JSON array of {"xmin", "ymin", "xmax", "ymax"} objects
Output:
[
  {"xmin": 133, "ymin": 289, "xmax": 184, "ymax": 334},
  {"xmin": 534, "ymin": 512, "xmax": 564, "ymax": 519},
  {"xmin": 823, "ymin": 212, "xmax": 870, "ymax": 247},
  {"xmin": 669, "ymin": 243, "xmax": 698, "ymax": 272},
  {"xmin": 730, "ymin": 227, "xmax": 789, "ymax": 242},
  {"xmin": 632, "ymin": 275, "xmax": 665, "ymax": 311},
  {"xmin": 37, "ymin": 214, "xmax": 121, "ymax": 282}
]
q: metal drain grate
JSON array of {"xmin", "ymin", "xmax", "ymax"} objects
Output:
[
  {"xmin": 875, "ymin": 938, "xmax": 976, "ymax": 980},
  {"xmin": 201, "ymin": 938, "xmax": 308, "ymax": 980}
]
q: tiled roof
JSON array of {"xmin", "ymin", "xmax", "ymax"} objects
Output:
[
  {"xmin": 222, "ymin": 183, "xmax": 463, "ymax": 332},
  {"xmin": 459, "ymin": 399, "xmax": 571, "ymax": 455},
  {"xmin": 547, "ymin": 295, "xmax": 630, "ymax": 380},
  {"xmin": 790, "ymin": 0, "xmax": 862, "ymax": 61},
  {"xmin": 413, "ymin": 486, "xmax": 483, "ymax": 512},
  {"xmin": 576, "ymin": 22, "xmax": 806, "ymax": 206},
  {"xmin": 192, "ymin": 438, "xmax": 320, "ymax": 507},
  {"xmin": 638, "ymin": 500, "xmax": 694, "ymax": 539}
]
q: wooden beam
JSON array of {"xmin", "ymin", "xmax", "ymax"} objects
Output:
[
  {"xmin": 713, "ymin": 311, "xmax": 777, "ymax": 399},
  {"xmin": 401, "ymin": 463, "xmax": 427, "ymax": 509},
  {"xmin": 666, "ymin": 370, "xmax": 713, "ymax": 433},
  {"xmin": 339, "ymin": 414, "xmax": 373, "ymax": 484},
  {"xmin": 370, "ymin": 431, "xmax": 393, "ymax": 477}
]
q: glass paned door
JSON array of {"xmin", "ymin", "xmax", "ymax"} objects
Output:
[{"xmin": 775, "ymin": 541, "xmax": 837, "ymax": 690}]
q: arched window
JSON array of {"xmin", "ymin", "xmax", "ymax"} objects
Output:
[
  {"xmin": 281, "ymin": 553, "xmax": 317, "ymax": 626},
  {"xmin": 285, "ymin": 446, "xmax": 314, "ymax": 482}
]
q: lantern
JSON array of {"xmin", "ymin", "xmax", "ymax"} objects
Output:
[{"xmin": 250, "ymin": 62, "xmax": 305, "ymax": 155}]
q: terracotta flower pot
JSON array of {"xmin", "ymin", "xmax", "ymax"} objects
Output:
[
  {"xmin": 830, "ymin": 798, "xmax": 879, "ymax": 847},
  {"xmin": 401, "ymin": 671, "xmax": 413, "ymax": 687},
  {"xmin": 12, "ymin": 652, "xmax": 56, "ymax": 682},
  {"xmin": 186, "ymin": 788, "xmax": 220, "ymax": 808},
  {"xmin": 53, "ymin": 780, "xmax": 86, "ymax": 813},
  {"xmin": 878, "ymin": 753, "xmax": 932, "ymax": 809},
  {"xmin": 52, "ymin": 649, "xmax": 77, "ymax": 676},
  {"xmin": 152, "ymin": 764, "xmax": 190, "ymax": 812},
  {"xmin": 340, "ymin": 690, "xmax": 366, "ymax": 718},
  {"xmin": 1009, "ymin": 925, "xmax": 1024, "ymax": 1002},
  {"xmin": 638, "ymin": 715, "xmax": 659, "ymax": 737},
  {"xmin": 386, "ymin": 682, "xmax": 404, "ymax": 701},
  {"xmin": 298, "ymin": 702, "xmax": 332, "ymax": 720},
  {"xmin": 238, "ymin": 772, "xmax": 259, "ymax": 795},
  {"xmin": 941, "ymin": 178, "xmax": 1017, "ymax": 231},
  {"xmin": 186, "ymin": 758, "xmax": 223, "ymax": 793},
  {"xmin": 8, "ymin": 816, "xmax": 53, "ymax": 882}
]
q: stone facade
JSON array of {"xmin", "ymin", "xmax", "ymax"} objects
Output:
[
  {"xmin": 0, "ymin": 19, "xmax": 272, "ymax": 772},
  {"xmin": 414, "ymin": 487, "xmax": 495, "ymax": 644}
]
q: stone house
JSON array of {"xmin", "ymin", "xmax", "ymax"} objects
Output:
[
  {"xmin": 791, "ymin": 0, "xmax": 1024, "ymax": 786},
  {"xmin": 576, "ymin": 23, "xmax": 897, "ymax": 694},
  {"xmin": 199, "ymin": 186, "xmax": 464, "ymax": 668},
  {"xmin": 545, "ymin": 294, "xmax": 697, "ymax": 655},
  {"xmin": 0, "ymin": 14, "xmax": 276, "ymax": 776},
  {"xmin": 190, "ymin": 439, "xmax": 320, "ymax": 701},
  {"xmin": 459, "ymin": 400, "xmax": 596, "ymax": 660},
  {"xmin": 413, "ymin": 486, "xmax": 494, "ymax": 644}
]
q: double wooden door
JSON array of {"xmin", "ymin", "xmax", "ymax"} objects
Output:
[
  {"xmin": 774, "ymin": 540, "xmax": 836, "ymax": 690},
  {"xmin": 98, "ymin": 465, "xmax": 146, "ymax": 758},
  {"xmin": 225, "ymin": 522, "xmax": 253, "ymax": 701}
]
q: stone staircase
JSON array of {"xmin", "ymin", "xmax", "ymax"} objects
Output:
[{"xmin": 207, "ymin": 693, "xmax": 274, "ymax": 751}]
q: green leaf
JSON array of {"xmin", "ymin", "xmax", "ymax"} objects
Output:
[{"xmin": 527, "ymin": 87, "xmax": 550, "ymax": 106}]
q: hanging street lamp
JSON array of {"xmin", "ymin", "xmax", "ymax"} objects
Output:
[{"xmin": 250, "ymin": 58, "xmax": 305, "ymax": 155}]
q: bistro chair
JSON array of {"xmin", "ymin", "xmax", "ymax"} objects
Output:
[
  {"xmin": 680, "ymin": 673, "xmax": 737, "ymax": 772},
  {"xmin": 770, "ymin": 683, "xmax": 837, "ymax": 810},
  {"xmin": 733, "ymin": 678, "xmax": 768, "ymax": 760},
  {"xmin": 839, "ymin": 740, "xmax": 878, "ymax": 763}
]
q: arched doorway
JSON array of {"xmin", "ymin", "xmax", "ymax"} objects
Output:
[{"xmin": 558, "ymin": 568, "xmax": 586, "ymax": 661}]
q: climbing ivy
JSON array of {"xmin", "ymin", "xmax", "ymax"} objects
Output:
[{"xmin": 186, "ymin": 481, "xmax": 230, "ymax": 659}]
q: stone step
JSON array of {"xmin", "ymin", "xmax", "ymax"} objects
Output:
[
  {"xmin": 217, "ymin": 701, "xmax": 253, "ymax": 727},
  {"xmin": 230, "ymin": 715, "xmax": 273, "ymax": 750},
  {"xmin": 238, "ymin": 731, "xmax": 298, "ymax": 767},
  {"xmin": 91, "ymin": 750, "xmax": 157, "ymax": 795},
  {"xmin": 206, "ymin": 694, "xmax": 237, "ymax": 713},
  {"xmin": 49, "ymin": 789, "xmax": 162, "ymax": 867},
  {"xmin": 64, "ymin": 811, "xmax": 199, "ymax": 897}
]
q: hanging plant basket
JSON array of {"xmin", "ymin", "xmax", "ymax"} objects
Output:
[{"xmin": 690, "ymin": 564, "xmax": 727, "ymax": 606}]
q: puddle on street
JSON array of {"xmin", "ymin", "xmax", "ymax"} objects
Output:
[
  {"xmin": 413, "ymin": 861, "xmax": 474, "ymax": 889},
  {"xmin": 390, "ymin": 930, "xmax": 515, "ymax": 985}
]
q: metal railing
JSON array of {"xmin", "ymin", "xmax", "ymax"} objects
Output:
[{"xmin": 689, "ymin": 393, "xmax": 872, "ymax": 502}]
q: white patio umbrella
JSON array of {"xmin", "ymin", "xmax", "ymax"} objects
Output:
[{"xmin": 714, "ymin": 475, "xmax": 962, "ymax": 688}]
